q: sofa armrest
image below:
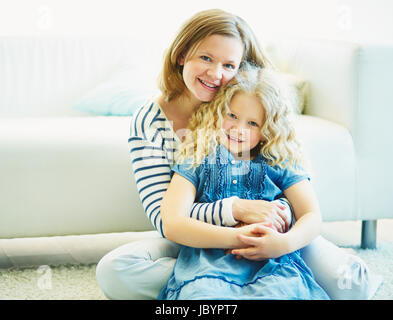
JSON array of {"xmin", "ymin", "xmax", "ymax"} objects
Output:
[
  {"xmin": 268, "ymin": 40, "xmax": 393, "ymax": 219},
  {"xmin": 267, "ymin": 39, "xmax": 360, "ymax": 130},
  {"xmin": 354, "ymin": 45, "xmax": 393, "ymax": 219}
]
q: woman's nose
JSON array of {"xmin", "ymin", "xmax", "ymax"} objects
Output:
[{"xmin": 207, "ymin": 64, "xmax": 223, "ymax": 80}]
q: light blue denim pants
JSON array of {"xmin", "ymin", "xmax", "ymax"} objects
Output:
[{"xmin": 96, "ymin": 234, "xmax": 381, "ymax": 300}]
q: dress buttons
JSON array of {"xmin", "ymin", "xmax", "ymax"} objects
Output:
[{"xmin": 232, "ymin": 179, "xmax": 237, "ymax": 184}]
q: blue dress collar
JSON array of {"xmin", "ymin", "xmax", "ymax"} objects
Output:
[{"xmin": 211, "ymin": 144, "xmax": 263, "ymax": 164}]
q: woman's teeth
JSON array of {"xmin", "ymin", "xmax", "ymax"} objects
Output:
[{"xmin": 199, "ymin": 79, "xmax": 217, "ymax": 88}]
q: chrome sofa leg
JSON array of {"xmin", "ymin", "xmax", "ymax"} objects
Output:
[{"xmin": 361, "ymin": 220, "xmax": 377, "ymax": 249}]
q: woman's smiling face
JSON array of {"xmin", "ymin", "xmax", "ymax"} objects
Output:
[{"xmin": 178, "ymin": 34, "xmax": 244, "ymax": 103}]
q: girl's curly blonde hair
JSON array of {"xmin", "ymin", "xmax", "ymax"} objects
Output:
[{"xmin": 176, "ymin": 64, "xmax": 304, "ymax": 171}]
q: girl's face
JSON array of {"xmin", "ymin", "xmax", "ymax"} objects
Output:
[
  {"xmin": 219, "ymin": 92, "xmax": 265, "ymax": 158},
  {"xmin": 178, "ymin": 34, "xmax": 244, "ymax": 104}
]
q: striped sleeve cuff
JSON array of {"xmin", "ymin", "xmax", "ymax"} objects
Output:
[{"xmin": 221, "ymin": 196, "xmax": 239, "ymax": 227}]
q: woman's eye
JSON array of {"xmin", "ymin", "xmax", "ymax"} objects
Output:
[
  {"xmin": 227, "ymin": 113, "xmax": 237, "ymax": 119},
  {"xmin": 224, "ymin": 64, "xmax": 235, "ymax": 70},
  {"xmin": 249, "ymin": 121, "xmax": 259, "ymax": 127},
  {"xmin": 201, "ymin": 56, "xmax": 211, "ymax": 62}
]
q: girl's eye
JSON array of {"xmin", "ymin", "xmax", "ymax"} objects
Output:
[
  {"xmin": 227, "ymin": 113, "xmax": 237, "ymax": 119},
  {"xmin": 201, "ymin": 55, "xmax": 211, "ymax": 62},
  {"xmin": 224, "ymin": 63, "xmax": 235, "ymax": 70},
  {"xmin": 249, "ymin": 121, "xmax": 259, "ymax": 127}
]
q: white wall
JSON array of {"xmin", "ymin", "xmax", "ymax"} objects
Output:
[{"xmin": 1, "ymin": 0, "xmax": 392, "ymax": 49}]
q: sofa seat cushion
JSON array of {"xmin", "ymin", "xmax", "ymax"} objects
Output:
[{"xmin": 0, "ymin": 117, "xmax": 153, "ymax": 238}]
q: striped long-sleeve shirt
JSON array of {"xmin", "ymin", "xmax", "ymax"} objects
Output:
[{"xmin": 129, "ymin": 100, "xmax": 238, "ymax": 237}]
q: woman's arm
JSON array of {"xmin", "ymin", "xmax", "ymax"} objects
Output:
[
  {"xmin": 161, "ymin": 173, "xmax": 253, "ymax": 248},
  {"xmin": 232, "ymin": 197, "xmax": 291, "ymax": 232},
  {"xmin": 129, "ymin": 103, "xmax": 238, "ymax": 237}
]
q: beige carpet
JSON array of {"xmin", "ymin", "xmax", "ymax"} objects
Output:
[{"xmin": 0, "ymin": 219, "xmax": 392, "ymax": 300}]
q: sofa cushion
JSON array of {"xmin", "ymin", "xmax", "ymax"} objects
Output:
[
  {"xmin": 72, "ymin": 64, "xmax": 159, "ymax": 116},
  {"xmin": 71, "ymin": 65, "xmax": 307, "ymax": 116},
  {"xmin": 0, "ymin": 117, "xmax": 153, "ymax": 238}
]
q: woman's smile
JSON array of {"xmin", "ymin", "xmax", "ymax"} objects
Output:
[{"xmin": 198, "ymin": 78, "xmax": 219, "ymax": 92}]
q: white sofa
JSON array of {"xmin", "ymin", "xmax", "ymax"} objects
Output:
[{"xmin": 1, "ymin": 37, "xmax": 392, "ymax": 268}]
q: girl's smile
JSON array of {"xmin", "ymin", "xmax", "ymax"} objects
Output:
[{"xmin": 219, "ymin": 92, "xmax": 265, "ymax": 159}]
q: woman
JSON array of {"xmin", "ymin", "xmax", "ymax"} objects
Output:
[{"xmin": 96, "ymin": 8, "xmax": 371, "ymax": 300}]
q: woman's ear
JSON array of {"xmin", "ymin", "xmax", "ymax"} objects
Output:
[{"xmin": 177, "ymin": 54, "xmax": 185, "ymax": 66}]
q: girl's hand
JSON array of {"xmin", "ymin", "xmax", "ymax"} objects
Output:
[
  {"xmin": 225, "ymin": 222, "xmax": 271, "ymax": 260},
  {"xmin": 224, "ymin": 221, "xmax": 249, "ymax": 258},
  {"xmin": 232, "ymin": 198, "xmax": 291, "ymax": 233},
  {"xmin": 231, "ymin": 223, "xmax": 290, "ymax": 260}
]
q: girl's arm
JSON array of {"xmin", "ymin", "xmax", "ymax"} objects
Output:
[
  {"xmin": 232, "ymin": 179, "xmax": 321, "ymax": 259},
  {"xmin": 281, "ymin": 179, "xmax": 322, "ymax": 251},
  {"xmin": 130, "ymin": 103, "xmax": 290, "ymax": 237},
  {"xmin": 161, "ymin": 173, "xmax": 253, "ymax": 248}
]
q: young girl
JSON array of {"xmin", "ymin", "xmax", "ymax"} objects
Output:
[
  {"xmin": 96, "ymin": 9, "xmax": 372, "ymax": 300},
  {"xmin": 159, "ymin": 65, "xmax": 329, "ymax": 300}
]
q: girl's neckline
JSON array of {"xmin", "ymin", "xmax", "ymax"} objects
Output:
[{"xmin": 216, "ymin": 144, "xmax": 262, "ymax": 163}]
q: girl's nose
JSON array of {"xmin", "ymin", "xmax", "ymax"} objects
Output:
[{"xmin": 229, "ymin": 126, "xmax": 248, "ymax": 138}]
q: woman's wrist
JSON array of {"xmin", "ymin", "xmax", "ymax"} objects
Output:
[
  {"xmin": 231, "ymin": 196, "xmax": 243, "ymax": 221},
  {"xmin": 223, "ymin": 196, "xmax": 239, "ymax": 226}
]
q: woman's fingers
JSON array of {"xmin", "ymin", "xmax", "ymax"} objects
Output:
[
  {"xmin": 275, "ymin": 201, "xmax": 287, "ymax": 210},
  {"xmin": 276, "ymin": 207, "xmax": 291, "ymax": 231},
  {"xmin": 272, "ymin": 202, "xmax": 289, "ymax": 232},
  {"xmin": 273, "ymin": 215, "xmax": 285, "ymax": 233}
]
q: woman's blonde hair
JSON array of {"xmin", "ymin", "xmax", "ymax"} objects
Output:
[
  {"xmin": 158, "ymin": 9, "xmax": 273, "ymax": 102},
  {"xmin": 177, "ymin": 64, "xmax": 303, "ymax": 171}
]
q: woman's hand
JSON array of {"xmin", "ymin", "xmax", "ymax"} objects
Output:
[
  {"xmin": 231, "ymin": 223, "xmax": 290, "ymax": 260},
  {"xmin": 232, "ymin": 198, "xmax": 291, "ymax": 233}
]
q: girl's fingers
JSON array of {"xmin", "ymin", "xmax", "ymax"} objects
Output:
[
  {"xmin": 237, "ymin": 234, "xmax": 261, "ymax": 246},
  {"xmin": 232, "ymin": 247, "xmax": 258, "ymax": 257},
  {"xmin": 233, "ymin": 249, "xmax": 262, "ymax": 261},
  {"xmin": 251, "ymin": 224, "xmax": 272, "ymax": 235}
]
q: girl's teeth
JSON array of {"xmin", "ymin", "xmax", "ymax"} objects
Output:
[{"xmin": 227, "ymin": 134, "xmax": 243, "ymax": 143}]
